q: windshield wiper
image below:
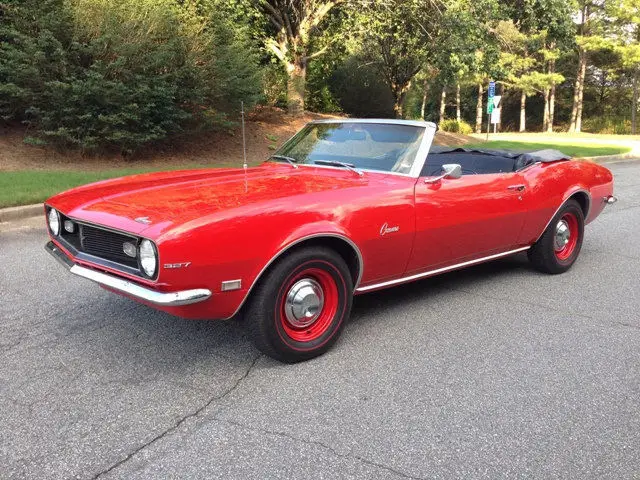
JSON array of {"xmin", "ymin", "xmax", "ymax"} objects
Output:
[
  {"xmin": 314, "ymin": 160, "xmax": 364, "ymax": 177},
  {"xmin": 269, "ymin": 154, "xmax": 298, "ymax": 169}
]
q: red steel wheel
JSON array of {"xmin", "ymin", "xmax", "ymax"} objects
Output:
[
  {"xmin": 245, "ymin": 246, "xmax": 353, "ymax": 363},
  {"xmin": 528, "ymin": 198, "xmax": 585, "ymax": 274},
  {"xmin": 553, "ymin": 212, "xmax": 579, "ymax": 261},
  {"xmin": 278, "ymin": 267, "xmax": 339, "ymax": 343}
]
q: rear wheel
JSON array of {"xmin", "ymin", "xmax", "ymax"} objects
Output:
[
  {"xmin": 245, "ymin": 246, "xmax": 353, "ymax": 363},
  {"xmin": 528, "ymin": 199, "xmax": 584, "ymax": 274}
]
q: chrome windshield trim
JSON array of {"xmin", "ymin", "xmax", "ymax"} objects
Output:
[
  {"xmin": 274, "ymin": 119, "xmax": 435, "ymax": 179},
  {"xmin": 409, "ymin": 122, "xmax": 437, "ymax": 178},
  {"xmin": 45, "ymin": 242, "xmax": 210, "ymax": 307},
  {"xmin": 355, "ymin": 246, "xmax": 530, "ymax": 293}
]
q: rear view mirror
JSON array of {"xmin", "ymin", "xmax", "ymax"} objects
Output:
[{"xmin": 425, "ymin": 163, "xmax": 462, "ymax": 184}]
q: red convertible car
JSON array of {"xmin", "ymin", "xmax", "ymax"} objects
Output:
[{"xmin": 45, "ymin": 119, "xmax": 616, "ymax": 362}]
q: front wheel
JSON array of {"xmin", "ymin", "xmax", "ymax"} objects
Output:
[
  {"xmin": 244, "ymin": 246, "xmax": 353, "ymax": 363},
  {"xmin": 528, "ymin": 198, "xmax": 584, "ymax": 274}
]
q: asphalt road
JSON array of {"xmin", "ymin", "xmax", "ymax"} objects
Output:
[{"xmin": 1, "ymin": 161, "xmax": 639, "ymax": 479}]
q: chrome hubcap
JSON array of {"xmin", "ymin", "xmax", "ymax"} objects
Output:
[
  {"xmin": 554, "ymin": 219, "xmax": 571, "ymax": 251},
  {"xmin": 284, "ymin": 278, "xmax": 324, "ymax": 328}
]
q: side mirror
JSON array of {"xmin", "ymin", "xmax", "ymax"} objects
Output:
[{"xmin": 425, "ymin": 163, "xmax": 462, "ymax": 184}]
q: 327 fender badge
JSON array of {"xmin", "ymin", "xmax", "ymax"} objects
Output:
[
  {"xmin": 164, "ymin": 262, "xmax": 191, "ymax": 269},
  {"xmin": 380, "ymin": 222, "xmax": 400, "ymax": 236}
]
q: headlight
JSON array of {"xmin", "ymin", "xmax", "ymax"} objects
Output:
[
  {"xmin": 139, "ymin": 239, "xmax": 157, "ymax": 278},
  {"xmin": 48, "ymin": 208, "xmax": 60, "ymax": 235}
]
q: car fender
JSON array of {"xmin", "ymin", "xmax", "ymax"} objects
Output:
[{"xmin": 227, "ymin": 221, "xmax": 363, "ymax": 319}]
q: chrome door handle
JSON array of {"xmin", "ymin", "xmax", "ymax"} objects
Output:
[{"xmin": 507, "ymin": 184, "xmax": 526, "ymax": 192}]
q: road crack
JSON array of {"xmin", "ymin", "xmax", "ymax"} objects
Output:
[
  {"xmin": 216, "ymin": 418, "xmax": 427, "ymax": 480},
  {"xmin": 90, "ymin": 353, "xmax": 261, "ymax": 479}
]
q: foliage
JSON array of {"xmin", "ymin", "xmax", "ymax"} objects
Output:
[
  {"xmin": 582, "ymin": 116, "xmax": 632, "ymax": 134},
  {"xmin": 439, "ymin": 119, "xmax": 474, "ymax": 134},
  {"xmin": 251, "ymin": 0, "xmax": 342, "ymax": 114},
  {"xmin": 346, "ymin": 0, "xmax": 444, "ymax": 117},
  {"xmin": 329, "ymin": 55, "xmax": 395, "ymax": 117},
  {"xmin": 3, "ymin": 0, "xmax": 640, "ymax": 159},
  {"xmin": 0, "ymin": 0, "xmax": 73, "ymax": 122},
  {"xmin": 0, "ymin": 0, "xmax": 263, "ymax": 153}
]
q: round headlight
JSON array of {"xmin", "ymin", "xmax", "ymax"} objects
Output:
[
  {"xmin": 139, "ymin": 239, "xmax": 157, "ymax": 278},
  {"xmin": 48, "ymin": 208, "xmax": 60, "ymax": 235}
]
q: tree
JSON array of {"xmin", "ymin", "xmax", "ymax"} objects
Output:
[
  {"xmin": 569, "ymin": 0, "xmax": 608, "ymax": 133},
  {"xmin": 431, "ymin": 0, "xmax": 502, "ymax": 130},
  {"xmin": 347, "ymin": 0, "xmax": 444, "ymax": 118},
  {"xmin": 254, "ymin": 1, "xmax": 342, "ymax": 115},
  {"xmin": 609, "ymin": 0, "xmax": 640, "ymax": 133}
]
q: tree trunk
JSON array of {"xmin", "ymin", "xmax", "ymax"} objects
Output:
[
  {"xmin": 391, "ymin": 82, "xmax": 410, "ymax": 118},
  {"xmin": 543, "ymin": 87, "xmax": 550, "ymax": 132},
  {"xmin": 456, "ymin": 83, "xmax": 461, "ymax": 122},
  {"xmin": 393, "ymin": 90, "xmax": 407, "ymax": 118},
  {"xmin": 519, "ymin": 91, "xmax": 526, "ymax": 132},
  {"xmin": 439, "ymin": 87, "xmax": 447, "ymax": 124},
  {"xmin": 569, "ymin": 49, "xmax": 587, "ymax": 133},
  {"xmin": 286, "ymin": 58, "xmax": 306, "ymax": 116},
  {"xmin": 548, "ymin": 59, "xmax": 556, "ymax": 133},
  {"xmin": 420, "ymin": 77, "xmax": 429, "ymax": 120},
  {"xmin": 475, "ymin": 83, "xmax": 483, "ymax": 133},
  {"xmin": 633, "ymin": 69, "xmax": 638, "ymax": 135}
]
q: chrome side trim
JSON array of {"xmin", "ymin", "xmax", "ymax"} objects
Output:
[
  {"xmin": 355, "ymin": 246, "xmax": 530, "ymax": 293},
  {"xmin": 534, "ymin": 189, "xmax": 592, "ymax": 243},
  {"xmin": 46, "ymin": 242, "xmax": 211, "ymax": 307},
  {"xmin": 226, "ymin": 233, "xmax": 364, "ymax": 319}
]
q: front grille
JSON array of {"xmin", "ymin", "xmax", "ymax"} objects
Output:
[
  {"xmin": 53, "ymin": 211, "xmax": 147, "ymax": 277},
  {"xmin": 80, "ymin": 225, "xmax": 139, "ymax": 268}
]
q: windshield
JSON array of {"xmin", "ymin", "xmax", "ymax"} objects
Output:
[{"xmin": 272, "ymin": 122, "xmax": 425, "ymax": 174}]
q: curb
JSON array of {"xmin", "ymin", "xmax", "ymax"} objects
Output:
[
  {"xmin": 0, "ymin": 204, "xmax": 43, "ymax": 223},
  {"xmin": 578, "ymin": 152, "xmax": 639, "ymax": 164}
]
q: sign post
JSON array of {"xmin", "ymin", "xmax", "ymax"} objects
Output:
[
  {"xmin": 486, "ymin": 81, "xmax": 495, "ymax": 141},
  {"xmin": 491, "ymin": 95, "xmax": 502, "ymax": 133}
]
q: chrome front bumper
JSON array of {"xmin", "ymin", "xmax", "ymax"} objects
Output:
[{"xmin": 45, "ymin": 242, "xmax": 212, "ymax": 307}]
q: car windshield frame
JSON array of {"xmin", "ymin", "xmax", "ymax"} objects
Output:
[{"xmin": 270, "ymin": 119, "xmax": 436, "ymax": 178}]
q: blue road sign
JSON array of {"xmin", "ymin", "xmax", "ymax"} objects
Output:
[{"xmin": 488, "ymin": 81, "xmax": 495, "ymax": 98}]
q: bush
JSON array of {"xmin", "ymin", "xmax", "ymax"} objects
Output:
[
  {"xmin": 0, "ymin": 0, "xmax": 73, "ymax": 122},
  {"xmin": 0, "ymin": 0, "xmax": 263, "ymax": 153},
  {"xmin": 439, "ymin": 119, "xmax": 473, "ymax": 134},
  {"xmin": 582, "ymin": 116, "xmax": 631, "ymax": 135}
]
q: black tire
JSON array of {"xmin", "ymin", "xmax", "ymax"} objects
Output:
[
  {"xmin": 528, "ymin": 198, "xmax": 584, "ymax": 274},
  {"xmin": 244, "ymin": 246, "xmax": 353, "ymax": 363}
]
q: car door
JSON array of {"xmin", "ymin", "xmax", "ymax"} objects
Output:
[{"xmin": 405, "ymin": 170, "xmax": 530, "ymax": 275}]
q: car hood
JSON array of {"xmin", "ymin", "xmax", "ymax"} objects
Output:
[{"xmin": 48, "ymin": 163, "xmax": 369, "ymax": 237}]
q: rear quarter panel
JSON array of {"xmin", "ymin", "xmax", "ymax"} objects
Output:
[{"xmin": 519, "ymin": 160, "xmax": 614, "ymax": 245}]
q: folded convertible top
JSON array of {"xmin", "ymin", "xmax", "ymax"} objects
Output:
[{"xmin": 429, "ymin": 146, "xmax": 571, "ymax": 162}]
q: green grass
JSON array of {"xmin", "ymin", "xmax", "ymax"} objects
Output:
[
  {"xmin": 0, "ymin": 166, "xmax": 202, "ymax": 209},
  {"xmin": 465, "ymin": 140, "xmax": 631, "ymax": 158}
]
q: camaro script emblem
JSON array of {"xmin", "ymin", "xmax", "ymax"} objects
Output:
[
  {"xmin": 135, "ymin": 216, "xmax": 152, "ymax": 225},
  {"xmin": 380, "ymin": 222, "xmax": 400, "ymax": 236}
]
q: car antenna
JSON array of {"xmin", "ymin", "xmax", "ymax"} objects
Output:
[{"xmin": 241, "ymin": 101, "xmax": 248, "ymax": 171}]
